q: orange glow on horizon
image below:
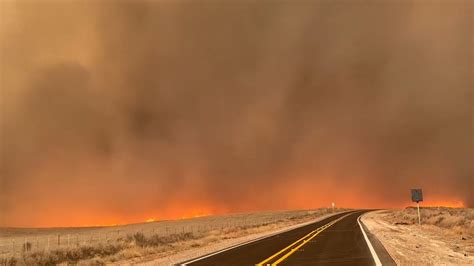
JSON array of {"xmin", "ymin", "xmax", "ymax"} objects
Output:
[
  {"xmin": 417, "ymin": 200, "xmax": 465, "ymax": 208},
  {"xmin": 1, "ymin": 1, "xmax": 471, "ymax": 231},
  {"xmin": 73, "ymin": 199, "xmax": 466, "ymax": 228},
  {"xmin": 3, "ymin": 171, "xmax": 467, "ymax": 228},
  {"xmin": 5, "ymin": 199, "xmax": 467, "ymax": 228}
]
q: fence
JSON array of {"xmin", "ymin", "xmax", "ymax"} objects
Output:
[{"xmin": 0, "ymin": 209, "xmax": 333, "ymax": 259}]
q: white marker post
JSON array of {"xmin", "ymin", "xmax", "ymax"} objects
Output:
[
  {"xmin": 416, "ymin": 202, "xmax": 421, "ymax": 225},
  {"xmin": 410, "ymin": 189, "xmax": 423, "ymax": 225}
]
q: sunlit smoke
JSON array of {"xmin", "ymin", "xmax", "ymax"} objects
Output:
[{"xmin": 0, "ymin": 1, "xmax": 472, "ymax": 227}]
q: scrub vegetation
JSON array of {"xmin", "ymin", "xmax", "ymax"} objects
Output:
[
  {"xmin": 0, "ymin": 208, "xmax": 342, "ymax": 265},
  {"xmin": 386, "ymin": 207, "xmax": 474, "ymax": 235}
]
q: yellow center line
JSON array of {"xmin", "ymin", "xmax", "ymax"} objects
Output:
[
  {"xmin": 256, "ymin": 212, "xmax": 354, "ymax": 266},
  {"xmin": 255, "ymin": 226, "xmax": 323, "ymax": 265}
]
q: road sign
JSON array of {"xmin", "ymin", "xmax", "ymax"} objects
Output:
[
  {"xmin": 411, "ymin": 189, "xmax": 423, "ymax": 203},
  {"xmin": 410, "ymin": 188, "xmax": 423, "ymax": 225}
]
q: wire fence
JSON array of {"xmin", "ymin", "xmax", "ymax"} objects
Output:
[{"xmin": 1, "ymin": 209, "xmax": 333, "ymax": 259}]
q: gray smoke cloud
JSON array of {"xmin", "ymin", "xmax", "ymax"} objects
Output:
[{"xmin": 0, "ymin": 0, "xmax": 472, "ymax": 227}]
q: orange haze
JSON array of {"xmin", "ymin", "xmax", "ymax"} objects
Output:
[{"xmin": 0, "ymin": 1, "xmax": 472, "ymax": 227}]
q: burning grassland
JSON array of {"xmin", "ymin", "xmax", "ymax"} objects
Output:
[{"xmin": 1, "ymin": 1, "xmax": 472, "ymax": 228}]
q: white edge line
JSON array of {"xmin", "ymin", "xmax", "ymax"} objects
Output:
[
  {"xmin": 179, "ymin": 211, "xmax": 352, "ymax": 265},
  {"xmin": 358, "ymin": 214, "xmax": 382, "ymax": 266}
]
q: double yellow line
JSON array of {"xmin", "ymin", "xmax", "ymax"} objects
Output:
[{"xmin": 256, "ymin": 212, "xmax": 354, "ymax": 266}]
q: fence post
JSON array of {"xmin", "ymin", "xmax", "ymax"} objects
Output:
[
  {"xmin": 58, "ymin": 235, "xmax": 61, "ymax": 247},
  {"xmin": 47, "ymin": 236, "xmax": 50, "ymax": 251}
]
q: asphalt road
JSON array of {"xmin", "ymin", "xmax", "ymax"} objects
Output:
[{"xmin": 182, "ymin": 210, "xmax": 394, "ymax": 266}]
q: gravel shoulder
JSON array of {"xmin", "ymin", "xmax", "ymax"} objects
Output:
[{"xmin": 362, "ymin": 208, "xmax": 474, "ymax": 265}]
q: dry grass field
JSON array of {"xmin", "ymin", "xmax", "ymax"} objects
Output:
[
  {"xmin": 0, "ymin": 208, "xmax": 343, "ymax": 265},
  {"xmin": 362, "ymin": 207, "xmax": 474, "ymax": 265}
]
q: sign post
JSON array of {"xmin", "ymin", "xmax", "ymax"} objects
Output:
[{"xmin": 410, "ymin": 189, "xmax": 423, "ymax": 225}]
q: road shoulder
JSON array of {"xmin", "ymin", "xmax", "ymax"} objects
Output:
[
  {"xmin": 359, "ymin": 211, "xmax": 396, "ymax": 266},
  {"xmin": 361, "ymin": 209, "xmax": 474, "ymax": 265}
]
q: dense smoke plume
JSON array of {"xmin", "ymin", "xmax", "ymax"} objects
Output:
[{"xmin": 0, "ymin": 1, "xmax": 472, "ymax": 227}]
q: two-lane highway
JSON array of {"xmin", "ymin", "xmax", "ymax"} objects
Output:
[{"xmin": 181, "ymin": 210, "xmax": 392, "ymax": 265}]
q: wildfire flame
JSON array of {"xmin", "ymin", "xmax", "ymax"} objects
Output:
[{"xmin": 419, "ymin": 200, "xmax": 465, "ymax": 208}]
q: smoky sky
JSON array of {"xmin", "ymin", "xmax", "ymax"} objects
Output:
[{"xmin": 0, "ymin": 0, "xmax": 472, "ymax": 227}]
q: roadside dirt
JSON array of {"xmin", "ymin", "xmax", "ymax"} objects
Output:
[{"xmin": 362, "ymin": 208, "xmax": 474, "ymax": 265}]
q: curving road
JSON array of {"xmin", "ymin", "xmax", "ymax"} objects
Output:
[{"xmin": 180, "ymin": 210, "xmax": 395, "ymax": 266}]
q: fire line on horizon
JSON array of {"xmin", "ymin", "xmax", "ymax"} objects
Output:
[{"xmin": 0, "ymin": 1, "xmax": 472, "ymax": 227}]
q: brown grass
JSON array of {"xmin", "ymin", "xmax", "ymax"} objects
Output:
[
  {"xmin": 384, "ymin": 207, "xmax": 474, "ymax": 236},
  {"xmin": 362, "ymin": 208, "xmax": 474, "ymax": 265},
  {"xmin": 0, "ymin": 232, "xmax": 201, "ymax": 265},
  {"xmin": 1, "ymin": 208, "xmax": 343, "ymax": 265},
  {"xmin": 1, "ymin": 243, "xmax": 125, "ymax": 265},
  {"xmin": 0, "ymin": 256, "xmax": 17, "ymax": 266}
]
